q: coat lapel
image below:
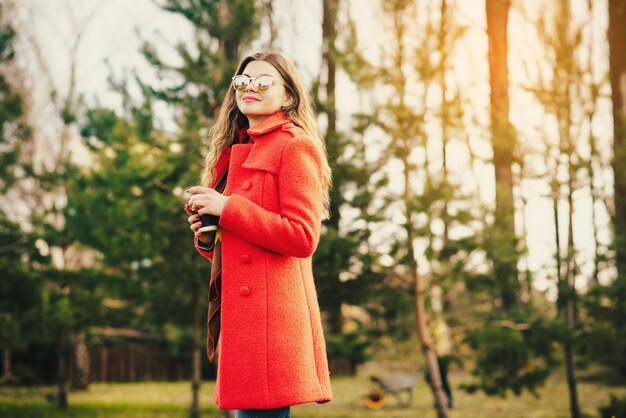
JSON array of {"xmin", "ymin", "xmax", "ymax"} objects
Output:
[{"xmin": 241, "ymin": 112, "xmax": 292, "ymax": 175}]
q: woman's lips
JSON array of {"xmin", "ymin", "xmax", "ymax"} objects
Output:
[{"xmin": 242, "ymin": 96, "xmax": 260, "ymax": 103}]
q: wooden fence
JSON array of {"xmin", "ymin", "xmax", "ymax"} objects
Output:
[{"xmin": 73, "ymin": 327, "xmax": 191, "ymax": 383}]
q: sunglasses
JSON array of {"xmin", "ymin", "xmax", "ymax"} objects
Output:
[{"xmin": 231, "ymin": 75, "xmax": 284, "ymax": 92}]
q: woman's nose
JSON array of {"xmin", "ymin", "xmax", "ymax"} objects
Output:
[{"xmin": 244, "ymin": 81, "xmax": 257, "ymax": 92}]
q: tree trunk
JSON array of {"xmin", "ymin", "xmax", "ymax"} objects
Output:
[
  {"xmin": 584, "ymin": 0, "xmax": 602, "ymax": 283},
  {"xmin": 264, "ymin": 0, "xmax": 277, "ymax": 48},
  {"xmin": 2, "ymin": 348, "xmax": 11, "ymax": 378},
  {"xmin": 564, "ymin": 154, "xmax": 581, "ymax": 418},
  {"xmin": 0, "ymin": 347, "xmax": 16, "ymax": 384},
  {"xmin": 440, "ymin": 0, "xmax": 450, "ymax": 246},
  {"xmin": 57, "ymin": 337, "xmax": 68, "ymax": 408},
  {"xmin": 550, "ymin": 173, "xmax": 562, "ymax": 294},
  {"xmin": 609, "ymin": 0, "xmax": 626, "ymax": 280},
  {"xmin": 437, "ymin": 0, "xmax": 456, "ymax": 313},
  {"xmin": 71, "ymin": 334, "xmax": 90, "ymax": 390},
  {"xmin": 191, "ymin": 281, "xmax": 202, "ymax": 418},
  {"xmin": 217, "ymin": 0, "xmax": 237, "ymax": 63},
  {"xmin": 322, "ymin": 0, "xmax": 337, "ymax": 138},
  {"xmin": 552, "ymin": 2, "xmax": 581, "ymax": 415},
  {"xmin": 402, "ymin": 160, "xmax": 448, "ymax": 418},
  {"xmin": 608, "ymin": 1, "xmax": 626, "ymax": 377},
  {"xmin": 322, "ymin": 0, "xmax": 343, "ymax": 335},
  {"xmin": 486, "ymin": 0, "xmax": 518, "ymax": 312},
  {"xmin": 587, "ymin": 106, "xmax": 601, "ymax": 284},
  {"xmin": 609, "ymin": 0, "xmax": 626, "ymax": 381}
]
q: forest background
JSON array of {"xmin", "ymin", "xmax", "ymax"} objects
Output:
[{"xmin": 1, "ymin": 0, "xmax": 626, "ymax": 417}]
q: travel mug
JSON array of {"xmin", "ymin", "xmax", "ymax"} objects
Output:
[
  {"xmin": 193, "ymin": 211, "xmax": 219, "ymax": 232},
  {"xmin": 199, "ymin": 213, "xmax": 219, "ymax": 232}
]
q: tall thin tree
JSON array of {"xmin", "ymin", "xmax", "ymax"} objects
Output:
[
  {"xmin": 609, "ymin": 0, "xmax": 626, "ymax": 280},
  {"xmin": 486, "ymin": 0, "xmax": 519, "ymax": 313},
  {"xmin": 321, "ymin": 0, "xmax": 342, "ymax": 335},
  {"xmin": 608, "ymin": 0, "xmax": 626, "ymax": 379},
  {"xmin": 380, "ymin": 2, "xmax": 449, "ymax": 415},
  {"xmin": 530, "ymin": 0, "xmax": 589, "ymax": 414}
]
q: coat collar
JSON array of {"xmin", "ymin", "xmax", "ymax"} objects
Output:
[
  {"xmin": 235, "ymin": 112, "xmax": 293, "ymax": 175},
  {"xmin": 246, "ymin": 111, "xmax": 291, "ymax": 138}
]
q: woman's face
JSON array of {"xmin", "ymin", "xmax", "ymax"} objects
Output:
[{"xmin": 234, "ymin": 60, "xmax": 292, "ymax": 128}]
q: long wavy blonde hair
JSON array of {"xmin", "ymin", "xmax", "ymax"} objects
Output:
[{"xmin": 202, "ymin": 51, "xmax": 332, "ymax": 217}]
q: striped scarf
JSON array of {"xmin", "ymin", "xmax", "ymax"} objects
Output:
[{"xmin": 206, "ymin": 167, "xmax": 228, "ymax": 362}]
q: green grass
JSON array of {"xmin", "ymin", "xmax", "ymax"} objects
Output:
[
  {"xmin": 0, "ymin": 382, "xmax": 221, "ymax": 418},
  {"xmin": 0, "ymin": 369, "xmax": 624, "ymax": 418}
]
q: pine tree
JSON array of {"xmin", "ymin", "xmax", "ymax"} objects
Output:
[
  {"xmin": 335, "ymin": 0, "xmax": 480, "ymax": 415},
  {"xmin": 434, "ymin": 1, "xmax": 559, "ymax": 402},
  {"xmin": 524, "ymin": 0, "xmax": 610, "ymax": 414},
  {"xmin": 312, "ymin": 0, "xmax": 388, "ymax": 375},
  {"xmin": 0, "ymin": 1, "xmax": 40, "ymax": 387}
]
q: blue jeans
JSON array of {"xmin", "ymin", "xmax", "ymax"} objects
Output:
[{"xmin": 236, "ymin": 407, "xmax": 291, "ymax": 418}]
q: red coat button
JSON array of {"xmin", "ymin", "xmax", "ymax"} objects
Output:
[
  {"xmin": 239, "ymin": 286, "xmax": 250, "ymax": 296},
  {"xmin": 242, "ymin": 180, "xmax": 251, "ymax": 190},
  {"xmin": 241, "ymin": 255, "xmax": 251, "ymax": 264}
]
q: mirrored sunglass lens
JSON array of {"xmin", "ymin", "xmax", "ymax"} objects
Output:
[
  {"xmin": 255, "ymin": 76, "xmax": 273, "ymax": 91},
  {"xmin": 233, "ymin": 76, "xmax": 248, "ymax": 91}
]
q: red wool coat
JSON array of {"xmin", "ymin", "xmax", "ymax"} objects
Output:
[{"xmin": 194, "ymin": 112, "xmax": 333, "ymax": 410}]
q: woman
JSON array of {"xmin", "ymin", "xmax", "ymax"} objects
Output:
[{"xmin": 184, "ymin": 51, "xmax": 333, "ymax": 418}]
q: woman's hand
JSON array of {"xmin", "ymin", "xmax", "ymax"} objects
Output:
[
  {"xmin": 183, "ymin": 201, "xmax": 209, "ymax": 243},
  {"xmin": 186, "ymin": 186, "xmax": 230, "ymax": 217}
]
